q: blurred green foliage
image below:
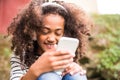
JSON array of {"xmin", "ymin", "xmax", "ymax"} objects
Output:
[
  {"xmin": 0, "ymin": 35, "xmax": 11, "ymax": 80},
  {"xmin": 87, "ymin": 14, "xmax": 120, "ymax": 80}
]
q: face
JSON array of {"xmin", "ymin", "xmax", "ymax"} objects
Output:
[{"xmin": 37, "ymin": 14, "xmax": 65, "ymax": 52}]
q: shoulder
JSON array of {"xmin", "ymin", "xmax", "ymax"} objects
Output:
[
  {"xmin": 10, "ymin": 53, "xmax": 29, "ymax": 69},
  {"xmin": 10, "ymin": 54, "xmax": 21, "ymax": 63}
]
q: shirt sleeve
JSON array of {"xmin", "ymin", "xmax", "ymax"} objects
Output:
[{"xmin": 10, "ymin": 54, "xmax": 27, "ymax": 80}]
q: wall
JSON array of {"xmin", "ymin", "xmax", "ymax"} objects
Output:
[{"xmin": 0, "ymin": 0, "xmax": 30, "ymax": 34}]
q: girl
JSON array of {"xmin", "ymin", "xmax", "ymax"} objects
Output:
[{"xmin": 8, "ymin": 0, "xmax": 92, "ymax": 80}]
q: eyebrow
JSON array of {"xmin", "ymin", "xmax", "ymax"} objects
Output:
[
  {"xmin": 41, "ymin": 26, "xmax": 50, "ymax": 30},
  {"xmin": 41, "ymin": 26, "xmax": 63, "ymax": 31}
]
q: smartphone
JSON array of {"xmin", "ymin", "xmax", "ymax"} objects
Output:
[
  {"xmin": 55, "ymin": 37, "xmax": 79, "ymax": 75},
  {"xmin": 57, "ymin": 37, "xmax": 79, "ymax": 56}
]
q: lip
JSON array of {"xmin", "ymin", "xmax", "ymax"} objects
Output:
[{"xmin": 44, "ymin": 43, "xmax": 57, "ymax": 49}]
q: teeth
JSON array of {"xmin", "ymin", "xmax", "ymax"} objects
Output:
[
  {"xmin": 47, "ymin": 45, "xmax": 51, "ymax": 48},
  {"xmin": 47, "ymin": 44, "xmax": 57, "ymax": 49},
  {"xmin": 47, "ymin": 44, "xmax": 53, "ymax": 48}
]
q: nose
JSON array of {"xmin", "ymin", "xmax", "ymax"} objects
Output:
[{"xmin": 47, "ymin": 33, "xmax": 56, "ymax": 43}]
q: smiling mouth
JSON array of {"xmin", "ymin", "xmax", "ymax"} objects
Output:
[{"xmin": 45, "ymin": 44, "xmax": 57, "ymax": 49}]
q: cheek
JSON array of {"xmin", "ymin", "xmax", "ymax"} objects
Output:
[{"xmin": 37, "ymin": 35, "xmax": 45, "ymax": 45}]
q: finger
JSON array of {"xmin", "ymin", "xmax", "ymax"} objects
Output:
[
  {"xmin": 50, "ymin": 51, "xmax": 74, "ymax": 61},
  {"xmin": 66, "ymin": 63, "xmax": 83, "ymax": 75},
  {"xmin": 70, "ymin": 67, "xmax": 81, "ymax": 75},
  {"xmin": 56, "ymin": 55, "xmax": 74, "ymax": 61},
  {"xmin": 53, "ymin": 58, "xmax": 73, "ymax": 67},
  {"xmin": 62, "ymin": 70, "xmax": 69, "ymax": 76},
  {"xmin": 70, "ymin": 66, "xmax": 86, "ymax": 75},
  {"xmin": 53, "ymin": 50, "xmax": 74, "ymax": 57},
  {"xmin": 63, "ymin": 63, "xmax": 76, "ymax": 74},
  {"xmin": 79, "ymin": 69, "xmax": 86, "ymax": 75},
  {"xmin": 52, "ymin": 64, "xmax": 68, "ymax": 70}
]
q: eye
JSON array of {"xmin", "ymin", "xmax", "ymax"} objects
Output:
[
  {"xmin": 41, "ymin": 28, "xmax": 50, "ymax": 35},
  {"xmin": 55, "ymin": 30, "xmax": 63, "ymax": 36}
]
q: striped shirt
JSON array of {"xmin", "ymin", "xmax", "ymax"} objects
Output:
[{"xmin": 10, "ymin": 54, "xmax": 29, "ymax": 80}]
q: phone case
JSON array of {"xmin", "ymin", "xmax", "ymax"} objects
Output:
[{"xmin": 55, "ymin": 37, "xmax": 79, "ymax": 75}]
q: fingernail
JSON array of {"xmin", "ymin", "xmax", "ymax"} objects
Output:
[
  {"xmin": 83, "ymin": 70, "xmax": 86, "ymax": 74},
  {"xmin": 80, "ymin": 72, "xmax": 84, "ymax": 75},
  {"xmin": 80, "ymin": 70, "xmax": 86, "ymax": 75}
]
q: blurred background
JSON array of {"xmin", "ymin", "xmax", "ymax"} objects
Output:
[{"xmin": 0, "ymin": 0, "xmax": 120, "ymax": 80}]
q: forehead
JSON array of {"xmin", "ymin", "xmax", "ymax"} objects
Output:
[
  {"xmin": 42, "ymin": 14, "xmax": 64, "ymax": 24},
  {"xmin": 41, "ymin": 14, "xmax": 65, "ymax": 30}
]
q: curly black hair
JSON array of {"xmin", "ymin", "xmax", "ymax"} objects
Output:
[{"xmin": 7, "ymin": 0, "xmax": 92, "ymax": 67}]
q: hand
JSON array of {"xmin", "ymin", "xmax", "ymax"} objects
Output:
[
  {"xmin": 29, "ymin": 50, "xmax": 74, "ymax": 77},
  {"xmin": 62, "ymin": 62, "xmax": 86, "ymax": 76}
]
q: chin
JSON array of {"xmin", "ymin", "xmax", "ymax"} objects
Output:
[{"xmin": 46, "ymin": 48, "xmax": 54, "ymax": 51}]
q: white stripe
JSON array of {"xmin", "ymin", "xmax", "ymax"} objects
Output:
[{"xmin": 10, "ymin": 54, "xmax": 27, "ymax": 80}]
